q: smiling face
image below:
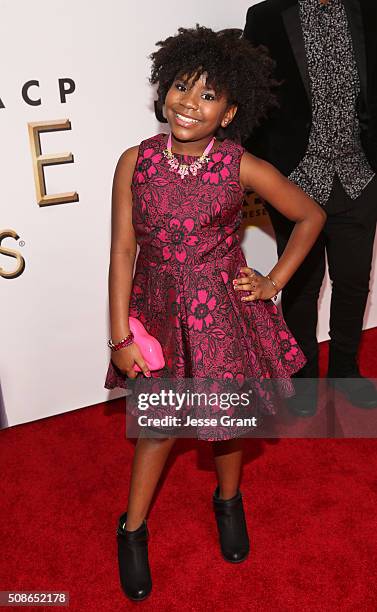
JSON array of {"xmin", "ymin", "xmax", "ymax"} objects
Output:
[{"xmin": 163, "ymin": 71, "xmax": 237, "ymax": 151}]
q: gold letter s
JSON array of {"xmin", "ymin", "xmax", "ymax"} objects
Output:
[{"xmin": 0, "ymin": 230, "xmax": 25, "ymax": 279}]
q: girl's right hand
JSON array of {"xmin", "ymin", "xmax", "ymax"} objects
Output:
[{"xmin": 110, "ymin": 342, "xmax": 151, "ymax": 379}]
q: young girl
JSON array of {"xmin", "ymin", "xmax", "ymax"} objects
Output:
[{"xmin": 104, "ymin": 26, "xmax": 326, "ymax": 601}]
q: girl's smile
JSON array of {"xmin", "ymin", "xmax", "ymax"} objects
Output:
[{"xmin": 174, "ymin": 112, "xmax": 200, "ymax": 128}]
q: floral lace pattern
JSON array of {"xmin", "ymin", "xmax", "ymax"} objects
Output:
[{"xmin": 104, "ymin": 134, "xmax": 306, "ymax": 440}]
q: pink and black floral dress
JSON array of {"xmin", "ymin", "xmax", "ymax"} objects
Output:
[{"xmin": 104, "ymin": 133, "xmax": 306, "ymax": 440}]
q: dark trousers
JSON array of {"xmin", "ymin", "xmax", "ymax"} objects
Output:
[{"xmin": 265, "ymin": 175, "xmax": 377, "ymax": 377}]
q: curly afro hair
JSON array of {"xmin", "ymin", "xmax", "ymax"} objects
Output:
[{"xmin": 150, "ymin": 25, "xmax": 278, "ymax": 143}]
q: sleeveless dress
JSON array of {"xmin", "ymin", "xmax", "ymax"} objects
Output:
[{"xmin": 104, "ymin": 133, "xmax": 306, "ymax": 440}]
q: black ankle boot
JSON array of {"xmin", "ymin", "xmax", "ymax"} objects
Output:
[
  {"xmin": 117, "ymin": 512, "xmax": 152, "ymax": 601},
  {"xmin": 213, "ymin": 486, "xmax": 250, "ymax": 563}
]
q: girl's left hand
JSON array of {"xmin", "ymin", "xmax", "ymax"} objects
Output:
[{"xmin": 233, "ymin": 267, "xmax": 277, "ymax": 301}]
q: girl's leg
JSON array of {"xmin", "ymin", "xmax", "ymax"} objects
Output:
[
  {"xmin": 125, "ymin": 435, "xmax": 177, "ymax": 531},
  {"xmin": 212, "ymin": 437, "xmax": 244, "ymax": 499},
  {"xmin": 118, "ymin": 435, "xmax": 176, "ymax": 601},
  {"xmin": 211, "ymin": 437, "xmax": 249, "ymax": 563}
]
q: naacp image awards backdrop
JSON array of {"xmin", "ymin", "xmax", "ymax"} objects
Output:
[{"xmin": 1, "ymin": 0, "xmax": 376, "ymax": 428}]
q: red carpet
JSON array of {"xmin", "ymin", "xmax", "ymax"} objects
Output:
[{"xmin": 1, "ymin": 330, "xmax": 377, "ymax": 611}]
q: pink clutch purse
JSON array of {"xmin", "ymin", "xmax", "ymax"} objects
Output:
[{"xmin": 129, "ymin": 317, "xmax": 165, "ymax": 372}]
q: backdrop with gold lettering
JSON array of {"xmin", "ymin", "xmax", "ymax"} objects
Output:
[{"xmin": 1, "ymin": 0, "xmax": 376, "ymax": 427}]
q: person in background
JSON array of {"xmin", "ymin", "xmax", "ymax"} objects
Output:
[{"xmin": 244, "ymin": 0, "xmax": 377, "ymax": 415}]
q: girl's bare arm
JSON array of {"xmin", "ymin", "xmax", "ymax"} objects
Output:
[
  {"xmin": 237, "ymin": 152, "xmax": 326, "ymax": 300},
  {"xmin": 108, "ymin": 146, "xmax": 150, "ymax": 377}
]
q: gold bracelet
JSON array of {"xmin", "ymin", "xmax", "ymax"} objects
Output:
[{"xmin": 266, "ymin": 274, "xmax": 280, "ymax": 301}]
